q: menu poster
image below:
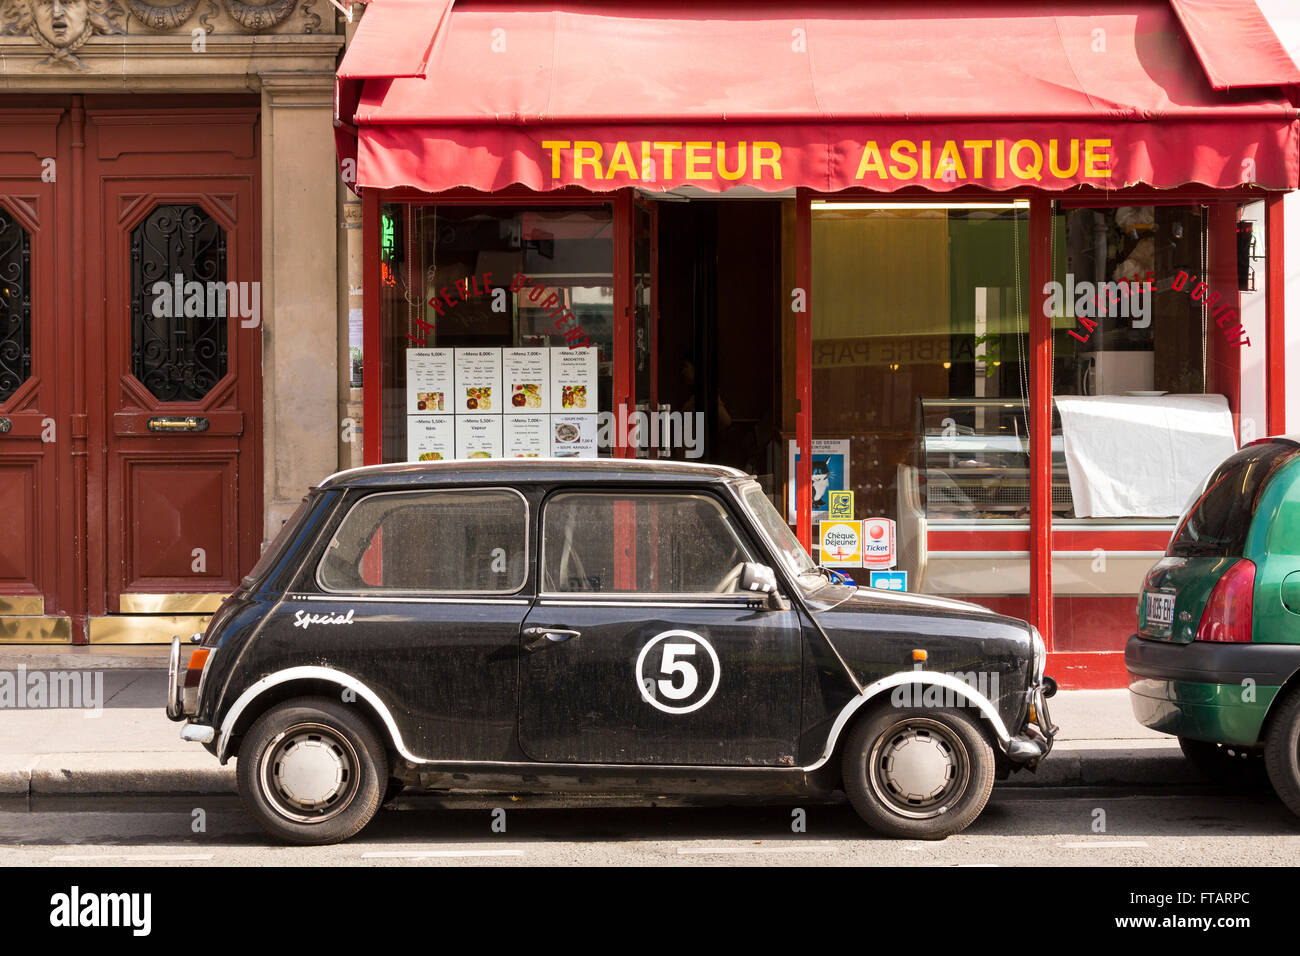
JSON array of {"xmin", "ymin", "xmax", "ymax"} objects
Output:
[
  {"xmin": 502, "ymin": 348, "xmax": 550, "ymax": 414},
  {"xmin": 455, "ymin": 415, "xmax": 503, "ymax": 459},
  {"xmin": 453, "ymin": 348, "xmax": 503, "ymax": 415},
  {"xmin": 407, "ymin": 415, "xmax": 454, "ymax": 463},
  {"xmin": 550, "ymin": 346, "xmax": 597, "ymax": 413},
  {"xmin": 504, "ymin": 415, "xmax": 548, "ymax": 458},
  {"xmin": 406, "ymin": 348, "xmax": 453, "ymax": 414},
  {"xmin": 550, "ymin": 413, "xmax": 598, "ymax": 458}
]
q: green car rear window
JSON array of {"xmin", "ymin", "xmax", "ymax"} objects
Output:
[{"xmin": 1169, "ymin": 443, "xmax": 1298, "ymax": 559}]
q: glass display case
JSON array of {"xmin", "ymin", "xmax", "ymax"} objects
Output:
[{"xmin": 914, "ymin": 398, "xmax": 1072, "ymax": 520}]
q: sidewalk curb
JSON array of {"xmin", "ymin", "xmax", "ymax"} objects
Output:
[{"xmin": 0, "ymin": 746, "xmax": 1202, "ymax": 799}]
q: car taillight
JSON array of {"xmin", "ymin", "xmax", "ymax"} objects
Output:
[
  {"xmin": 182, "ymin": 647, "xmax": 213, "ymax": 715},
  {"xmin": 1196, "ymin": 559, "xmax": 1255, "ymax": 643}
]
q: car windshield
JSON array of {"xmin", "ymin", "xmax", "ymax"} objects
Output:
[
  {"xmin": 739, "ymin": 482, "xmax": 821, "ymax": 583},
  {"xmin": 1168, "ymin": 443, "xmax": 1298, "ymax": 559}
]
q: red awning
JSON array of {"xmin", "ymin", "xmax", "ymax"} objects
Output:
[{"xmin": 336, "ymin": 0, "xmax": 1300, "ymax": 194}]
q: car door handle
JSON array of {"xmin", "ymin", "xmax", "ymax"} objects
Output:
[{"xmin": 522, "ymin": 627, "xmax": 580, "ymax": 652}]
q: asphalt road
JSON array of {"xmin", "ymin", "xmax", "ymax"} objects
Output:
[{"xmin": 1, "ymin": 787, "xmax": 1297, "ymax": 866}]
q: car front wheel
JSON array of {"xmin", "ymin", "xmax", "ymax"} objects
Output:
[
  {"xmin": 842, "ymin": 705, "xmax": 995, "ymax": 840},
  {"xmin": 1264, "ymin": 691, "xmax": 1300, "ymax": 818},
  {"xmin": 237, "ymin": 696, "xmax": 389, "ymax": 845}
]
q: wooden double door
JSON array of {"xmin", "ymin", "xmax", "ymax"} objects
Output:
[{"xmin": 0, "ymin": 98, "xmax": 262, "ymax": 642}]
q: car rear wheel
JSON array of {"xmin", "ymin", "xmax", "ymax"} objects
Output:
[
  {"xmin": 1178, "ymin": 737, "xmax": 1266, "ymax": 784},
  {"xmin": 1264, "ymin": 691, "xmax": 1300, "ymax": 818},
  {"xmin": 842, "ymin": 705, "xmax": 995, "ymax": 840},
  {"xmin": 237, "ymin": 696, "xmax": 388, "ymax": 845}
]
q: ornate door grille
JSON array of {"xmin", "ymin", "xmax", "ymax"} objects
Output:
[
  {"xmin": 0, "ymin": 207, "xmax": 32, "ymax": 404},
  {"xmin": 130, "ymin": 204, "xmax": 228, "ymax": 402}
]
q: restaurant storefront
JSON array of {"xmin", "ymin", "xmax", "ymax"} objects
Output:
[{"xmin": 335, "ymin": 0, "xmax": 1300, "ymax": 685}]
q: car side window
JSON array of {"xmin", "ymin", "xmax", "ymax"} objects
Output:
[
  {"xmin": 542, "ymin": 492, "xmax": 754, "ymax": 594},
  {"xmin": 317, "ymin": 489, "xmax": 527, "ymax": 593}
]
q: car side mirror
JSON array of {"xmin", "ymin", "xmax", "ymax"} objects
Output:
[{"xmin": 740, "ymin": 562, "xmax": 789, "ymax": 611}]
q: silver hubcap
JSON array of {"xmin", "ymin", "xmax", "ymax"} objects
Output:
[
  {"xmin": 260, "ymin": 723, "xmax": 358, "ymax": 824},
  {"xmin": 868, "ymin": 718, "xmax": 970, "ymax": 820}
]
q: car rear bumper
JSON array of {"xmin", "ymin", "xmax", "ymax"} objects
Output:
[{"xmin": 1124, "ymin": 634, "xmax": 1296, "ymax": 745}]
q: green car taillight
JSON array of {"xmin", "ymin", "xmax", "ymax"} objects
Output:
[{"xmin": 1195, "ymin": 558, "xmax": 1255, "ymax": 643}]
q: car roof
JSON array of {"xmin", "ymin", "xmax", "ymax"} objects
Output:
[{"xmin": 316, "ymin": 458, "xmax": 750, "ymax": 491}]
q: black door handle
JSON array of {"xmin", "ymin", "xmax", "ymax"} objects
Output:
[{"xmin": 522, "ymin": 627, "xmax": 580, "ymax": 652}]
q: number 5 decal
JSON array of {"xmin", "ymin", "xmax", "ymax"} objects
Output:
[{"xmin": 635, "ymin": 630, "xmax": 721, "ymax": 714}]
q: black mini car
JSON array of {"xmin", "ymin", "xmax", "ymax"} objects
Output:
[{"xmin": 167, "ymin": 460, "xmax": 1056, "ymax": 844}]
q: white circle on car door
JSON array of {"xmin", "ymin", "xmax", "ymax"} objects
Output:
[{"xmin": 635, "ymin": 630, "xmax": 721, "ymax": 715}]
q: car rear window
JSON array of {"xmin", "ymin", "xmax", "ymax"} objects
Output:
[
  {"xmin": 317, "ymin": 489, "xmax": 527, "ymax": 593},
  {"xmin": 1168, "ymin": 443, "xmax": 1298, "ymax": 558}
]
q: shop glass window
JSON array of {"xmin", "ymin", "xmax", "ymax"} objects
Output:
[
  {"xmin": 810, "ymin": 200, "xmax": 1033, "ymax": 529},
  {"xmin": 318, "ymin": 489, "xmax": 527, "ymax": 593},
  {"xmin": 1049, "ymin": 204, "xmax": 1241, "ymax": 524},
  {"xmin": 379, "ymin": 204, "xmax": 614, "ymax": 463},
  {"xmin": 542, "ymin": 493, "xmax": 754, "ymax": 594}
]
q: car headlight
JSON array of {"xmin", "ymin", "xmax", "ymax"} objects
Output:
[{"xmin": 1030, "ymin": 626, "xmax": 1046, "ymax": 684}]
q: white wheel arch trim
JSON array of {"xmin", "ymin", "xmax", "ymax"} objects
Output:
[
  {"xmin": 217, "ymin": 666, "xmax": 417, "ymax": 763},
  {"xmin": 803, "ymin": 670, "xmax": 1011, "ymax": 772}
]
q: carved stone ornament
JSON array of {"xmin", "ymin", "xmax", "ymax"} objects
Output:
[
  {"xmin": 0, "ymin": 0, "xmax": 127, "ymax": 70},
  {"xmin": 125, "ymin": 0, "xmax": 198, "ymax": 30},
  {"xmin": 223, "ymin": 0, "xmax": 291, "ymax": 31}
]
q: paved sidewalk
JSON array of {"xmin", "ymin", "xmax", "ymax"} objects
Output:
[{"xmin": 0, "ymin": 647, "xmax": 1198, "ymax": 798}]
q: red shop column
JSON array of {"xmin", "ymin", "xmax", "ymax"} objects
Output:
[
  {"xmin": 795, "ymin": 188, "xmax": 812, "ymax": 551},
  {"xmin": 1028, "ymin": 195, "xmax": 1054, "ymax": 648},
  {"xmin": 1266, "ymin": 194, "xmax": 1286, "ymax": 435}
]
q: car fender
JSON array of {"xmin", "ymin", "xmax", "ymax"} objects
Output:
[
  {"xmin": 805, "ymin": 670, "xmax": 1012, "ymax": 772},
  {"xmin": 217, "ymin": 666, "xmax": 416, "ymax": 763}
]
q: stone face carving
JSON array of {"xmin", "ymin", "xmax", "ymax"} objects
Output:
[
  {"xmin": 223, "ymin": 0, "xmax": 292, "ymax": 31},
  {"xmin": 0, "ymin": 0, "xmax": 127, "ymax": 69},
  {"xmin": 125, "ymin": 0, "xmax": 198, "ymax": 30}
]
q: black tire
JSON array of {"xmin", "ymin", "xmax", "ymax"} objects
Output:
[
  {"xmin": 842, "ymin": 705, "xmax": 995, "ymax": 840},
  {"xmin": 1178, "ymin": 736, "xmax": 1266, "ymax": 785},
  {"xmin": 1264, "ymin": 691, "xmax": 1300, "ymax": 818},
  {"xmin": 236, "ymin": 696, "xmax": 389, "ymax": 845}
]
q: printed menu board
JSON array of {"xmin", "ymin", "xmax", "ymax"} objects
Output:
[
  {"xmin": 407, "ymin": 415, "xmax": 454, "ymax": 463},
  {"xmin": 406, "ymin": 345, "xmax": 603, "ymax": 461},
  {"xmin": 504, "ymin": 415, "xmax": 548, "ymax": 457},
  {"xmin": 455, "ymin": 415, "xmax": 503, "ymax": 459},
  {"xmin": 550, "ymin": 413, "xmax": 598, "ymax": 458},
  {"xmin": 550, "ymin": 346, "xmax": 597, "ymax": 413},
  {"xmin": 406, "ymin": 349, "xmax": 453, "ymax": 414},
  {"xmin": 503, "ymin": 348, "xmax": 550, "ymax": 414},
  {"xmin": 453, "ymin": 348, "xmax": 503, "ymax": 415}
]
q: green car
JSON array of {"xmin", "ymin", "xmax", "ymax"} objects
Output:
[{"xmin": 1126, "ymin": 436, "xmax": 1300, "ymax": 813}]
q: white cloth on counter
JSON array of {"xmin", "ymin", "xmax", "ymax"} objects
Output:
[{"xmin": 1055, "ymin": 394, "xmax": 1237, "ymax": 518}]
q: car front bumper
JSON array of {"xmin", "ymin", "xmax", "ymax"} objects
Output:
[
  {"xmin": 1004, "ymin": 677, "xmax": 1058, "ymax": 766},
  {"xmin": 1124, "ymin": 634, "xmax": 1297, "ymax": 746}
]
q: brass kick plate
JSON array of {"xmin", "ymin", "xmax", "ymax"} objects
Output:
[
  {"xmin": 118, "ymin": 593, "xmax": 227, "ymax": 614},
  {"xmin": 0, "ymin": 616, "xmax": 72, "ymax": 643},
  {"xmin": 89, "ymin": 615, "xmax": 212, "ymax": 644},
  {"xmin": 0, "ymin": 595, "xmax": 44, "ymax": 615}
]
